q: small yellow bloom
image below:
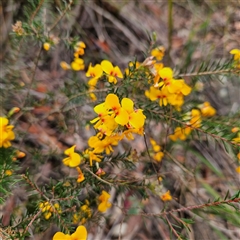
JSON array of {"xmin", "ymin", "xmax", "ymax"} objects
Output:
[
  {"xmin": 232, "ymin": 133, "xmax": 240, "ymax": 143},
  {"xmin": 86, "ymin": 63, "xmax": 103, "ymax": 86},
  {"xmin": 145, "ymin": 86, "xmax": 169, "ymax": 107},
  {"xmin": 160, "ymin": 190, "xmax": 172, "ymax": 201},
  {"xmin": 53, "ymin": 225, "xmax": 87, "ymax": 240},
  {"xmin": 15, "ymin": 150, "xmax": 26, "ymax": 158},
  {"xmin": 151, "ymin": 46, "xmax": 165, "ymax": 61},
  {"xmin": 125, "ymin": 61, "xmax": 140, "ymax": 75},
  {"xmin": 236, "ymin": 166, "xmax": 240, "ymax": 174},
  {"xmin": 230, "ymin": 49, "xmax": 240, "ymax": 61},
  {"xmin": 231, "ymin": 127, "xmax": 239, "ymax": 133},
  {"xmin": 98, "ymin": 190, "xmax": 112, "ymax": 212},
  {"xmin": 39, "ymin": 201, "xmax": 61, "ymax": 220},
  {"xmin": 190, "ymin": 109, "xmax": 202, "ymax": 128},
  {"xmin": 76, "ymin": 167, "xmax": 85, "ymax": 183},
  {"xmin": 169, "ymin": 126, "xmax": 191, "ymax": 141},
  {"xmin": 101, "ymin": 60, "xmax": 123, "ymax": 84},
  {"xmin": 84, "ymin": 148, "xmax": 103, "ymax": 166},
  {"xmin": 5, "ymin": 170, "xmax": 13, "ymax": 176},
  {"xmin": 0, "ymin": 117, "xmax": 15, "ymax": 148},
  {"xmin": 43, "ymin": 42, "xmax": 51, "ymax": 51},
  {"xmin": 60, "ymin": 61, "xmax": 71, "ymax": 70},
  {"xmin": 153, "ymin": 151, "xmax": 164, "ymax": 162},
  {"xmin": 199, "ymin": 102, "xmax": 216, "ymax": 117},
  {"xmin": 150, "ymin": 138, "xmax": 159, "ymax": 149},
  {"xmin": 71, "ymin": 58, "xmax": 85, "ymax": 71},
  {"xmin": 74, "ymin": 41, "xmax": 86, "ymax": 57},
  {"xmin": 89, "ymin": 89, "xmax": 97, "ymax": 102},
  {"xmin": 62, "ymin": 145, "xmax": 81, "ymax": 167},
  {"xmin": 158, "ymin": 176, "xmax": 163, "ymax": 181}
]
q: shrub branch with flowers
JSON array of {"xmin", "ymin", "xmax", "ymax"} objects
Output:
[{"xmin": 1, "ymin": 1, "xmax": 240, "ymax": 240}]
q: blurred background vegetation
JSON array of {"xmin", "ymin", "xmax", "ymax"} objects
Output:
[{"xmin": 0, "ymin": 0, "xmax": 240, "ymax": 239}]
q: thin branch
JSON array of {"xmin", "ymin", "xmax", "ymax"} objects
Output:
[
  {"xmin": 23, "ymin": 210, "xmax": 41, "ymax": 235},
  {"xmin": 48, "ymin": 0, "xmax": 73, "ymax": 32},
  {"xmin": 178, "ymin": 68, "xmax": 239, "ymax": 78},
  {"xmin": 21, "ymin": 174, "xmax": 46, "ymax": 198},
  {"xmin": 29, "ymin": 0, "xmax": 45, "ymax": 23},
  {"xmin": 84, "ymin": 168, "xmax": 113, "ymax": 186},
  {"xmin": 134, "ymin": 197, "xmax": 240, "ymax": 218},
  {"xmin": 165, "ymin": 214, "xmax": 182, "ymax": 240}
]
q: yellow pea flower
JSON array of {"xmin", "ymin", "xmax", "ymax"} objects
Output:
[
  {"xmin": 43, "ymin": 42, "xmax": 50, "ymax": 51},
  {"xmin": 86, "ymin": 63, "xmax": 103, "ymax": 86},
  {"xmin": 101, "ymin": 60, "xmax": 123, "ymax": 84},
  {"xmin": 230, "ymin": 49, "xmax": 240, "ymax": 61},
  {"xmin": 232, "ymin": 133, "xmax": 240, "ymax": 143},
  {"xmin": 169, "ymin": 127, "xmax": 191, "ymax": 141},
  {"xmin": 158, "ymin": 67, "xmax": 173, "ymax": 81},
  {"xmin": 151, "ymin": 46, "xmax": 165, "ymax": 61},
  {"xmin": 120, "ymin": 98, "xmax": 146, "ymax": 129},
  {"xmin": 71, "ymin": 58, "xmax": 85, "ymax": 71},
  {"xmin": 145, "ymin": 86, "xmax": 170, "ymax": 107},
  {"xmin": 60, "ymin": 61, "xmax": 71, "ymax": 70},
  {"xmin": 5, "ymin": 170, "xmax": 13, "ymax": 176},
  {"xmin": 150, "ymin": 138, "xmax": 161, "ymax": 152},
  {"xmin": 231, "ymin": 127, "xmax": 239, "ymax": 133},
  {"xmin": 153, "ymin": 151, "xmax": 164, "ymax": 162},
  {"xmin": 98, "ymin": 190, "xmax": 112, "ymax": 212},
  {"xmin": 76, "ymin": 167, "xmax": 85, "ymax": 183},
  {"xmin": 53, "ymin": 225, "xmax": 87, "ymax": 240},
  {"xmin": 125, "ymin": 61, "xmax": 140, "ymax": 75},
  {"xmin": 93, "ymin": 135, "xmax": 119, "ymax": 155},
  {"xmin": 160, "ymin": 190, "xmax": 172, "ymax": 201},
  {"xmin": 104, "ymin": 93, "xmax": 121, "ymax": 112},
  {"xmin": 62, "ymin": 145, "xmax": 81, "ymax": 167},
  {"xmin": 0, "ymin": 117, "xmax": 15, "ymax": 148},
  {"xmin": 190, "ymin": 109, "xmax": 202, "ymax": 128},
  {"xmin": 199, "ymin": 101, "xmax": 216, "ymax": 117},
  {"xmin": 39, "ymin": 201, "xmax": 61, "ymax": 220},
  {"xmin": 74, "ymin": 41, "xmax": 86, "ymax": 57}
]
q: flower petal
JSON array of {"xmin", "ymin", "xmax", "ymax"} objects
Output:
[
  {"xmin": 121, "ymin": 98, "xmax": 134, "ymax": 113},
  {"xmin": 101, "ymin": 60, "xmax": 113, "ymax": 75},
  {"xmin": 69, "ymin": 152, "xmax": 81, "ymax": 167}
]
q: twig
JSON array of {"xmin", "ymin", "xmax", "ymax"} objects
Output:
[
  {"xmin": 178, "ymin": 68, "xmax": 239, "ymax": 78},
  {"xmin": 29, "ymin": 0, "xmax": 45, "ymax": 34},
  {"xmin": 84, "ymin": 168, "xmax": 113, "ymax": 186},
  {"xmin": 48, "ymin": 0, "xmax": 73, "ymax": 32},
  {"xmin": 21, "ymin": 174, "xmax": 46, "ymax": 198},
  {"xmin": 29, "ymin": 0, "xmax": 45, "ymax": 23},
  {"xmin": 135, "ymin": 197, "xmax": 240, "ymax": 217},
  {"xmin": 165, "ymin": 214, "xmax": 182, "ymax": 240},
  {"xmin": 23, "ymin": 210, "xmax": 41, "ymax": 235}
]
